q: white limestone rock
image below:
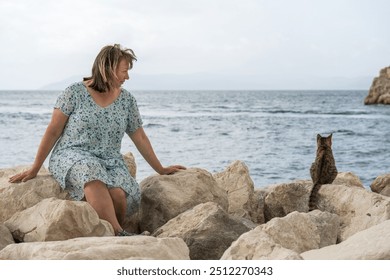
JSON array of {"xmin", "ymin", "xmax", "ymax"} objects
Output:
[
  {"xmin": 123, "ymin": 152, "xmax": 137, "ymax": 178},
  {"xmin": 333, "ymin": 172, "xmax": 364, "ymax": 188},
  {"xmin": 214, "ymin": 160, "xmax": 264, "ymax": 223},
  {"xmin": 221, "ymin": 210, "xmax": 339, "ymax": 260},
  {"xmin": 139, "ymin": 168, "xmax": 228, "ymax": 233},
  {"xmin": 0, "ymin": 165, "xmax": 68, "ymax": 223},
  {"xmin": 370, "ymin": 173, "xmax": 390, "ymax": 197},
  {"xmin": 5, "ymin": 197, "xmax": 113, "ymax": 242},
  {"xmin": 154, "ymin": 202, "xmax": 252, "ymax": 260},
  {"xmin": 365, "ymin": 66, "xmax": 390, "ymax": 105},
  {"xmin": 0, "ymin": 236, "xmax": 190, "ymax": 260},
  {"xmin": 302, "ymin": 220, "xmax": 390, "ymax": 260},
  {"xmin": 263, "ymin": 180, "xmax": 312, "ymax": 221},
  {"xmin": 317, "ymin": 184, "xmax": 390, "ymax": 241},
  {"xmin": 0, "ymin": 223, "xmax": 14, "ymax": 251}
]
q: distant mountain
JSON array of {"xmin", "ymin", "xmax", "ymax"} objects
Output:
[
  {"xmin": 40, "ymin": 73, "xmax": 373, "ymax": 91},
  {"xmin": 40, "ymin": 75, "xmax": 85, "ymax": 90}
]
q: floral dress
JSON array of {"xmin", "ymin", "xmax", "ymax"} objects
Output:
[{"xmin": 48, "ymin": 82, "xmax": 143, "ymax": 215}]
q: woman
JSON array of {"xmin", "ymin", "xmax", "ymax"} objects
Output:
[{"xmin": 9, "ymin": 44, "xmax": 185, "ymax": 236}]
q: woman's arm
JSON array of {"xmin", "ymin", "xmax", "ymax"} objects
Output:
[
  {"xmin": 9, "ymin": 109, "xmax": 69, "ymax": 183},
  {"xmin": 129, "ymin": 127, "xmax": 185, "ymax": 175}
]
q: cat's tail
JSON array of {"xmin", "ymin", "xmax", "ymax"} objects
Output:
[{"xmin": 308, "ymin": 183, "xmax": 321, "ymax": 211}]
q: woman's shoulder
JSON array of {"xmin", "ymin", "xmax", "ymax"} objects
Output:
[
  {"xmin": 61, "ymin": 81, "xmax": 88, "ymax": 99},
  {"xmin": 64, "ymin": 81, "xmax": 85, "ymax": 92},
  {"xmin": 56, "ymin": 81, "xmax": 86, "ymax": 105},
  {"xmin": 121, "ymin": 88, "xmax": 137, "ymax": 102}
]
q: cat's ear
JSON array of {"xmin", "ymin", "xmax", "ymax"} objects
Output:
[
  {"xmin": 316, "ymin": 134, "xmax": 321, "ymax": 145},
  {"xmin": 327, "ymin": 133, "xmax": 333, "ymax": 145}
]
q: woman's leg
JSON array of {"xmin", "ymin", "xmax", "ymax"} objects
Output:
[
  {"xmin": 108, "ymin": 187, "xmax": 127, "ymax": 226},
  {"xmin": 84, "ymin": 180, "xmax": 122, "ymax": 234}
]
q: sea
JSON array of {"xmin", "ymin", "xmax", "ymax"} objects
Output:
[{"xmin": 0, "ymin": 89, "xmax": 389, "ymax": 188}]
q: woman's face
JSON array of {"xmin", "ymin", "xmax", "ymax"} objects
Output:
[{"xmin": 114, "ymin": 59, "xmax": 130, "ymax": 88}]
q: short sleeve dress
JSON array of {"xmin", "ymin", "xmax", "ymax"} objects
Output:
[{"xmin": 48, "ymin": 82, "xmax": 143, "ymax": 215}]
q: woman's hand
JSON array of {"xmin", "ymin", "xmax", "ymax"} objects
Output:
[
  {"xmin": 130, "ymin": 128, "xmax": 187, "ymax": 176},
  {"xmin": 159, "ymin": 165, "xmax": 186, "ymax": 175},
  {"xmin": 8, "ymin": 168, "xmax": 39, "ymax": 183}
]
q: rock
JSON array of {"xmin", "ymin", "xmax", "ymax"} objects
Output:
[
  {"xmin": 0, "ymin": 166, "xmax": 69, "ymax": 223},
  {"xmin": 0, "ymin": 236, "xmax": 190, "ymax": 260},
  {"xmin": 252, "ymin": 189, "xmax": 266, "ymax": 224},
  {"xmin": 5, "ymin": 198, "xmax": 113, "ymax": 242},
  {"xmin": 263, "ymin": 180, "xmax": 312, "ymax": 221},
  {"xmin": 263, "ymin": 172, "xmax": 373, "ymax": 221},
  {"xmin": 263, "ymin": 180, "xmax": 390, "ymax": 242},
  {"xmin": 333, "ymin": 172, "xmax": 364, "ymax": 188},
  {"xmin": 0, "ymin": 224, "xmax": 14, "ymax": 251},
  {"xmin": 261, "ymin": 211, "xmax": 339, "ymax": 253},
  {"xmin": 221, "ymin": 229, "xmax": 303, "ymax": 260},
  {"xmin": 2, "ymin": 159, "xmax": 388, "ymax": 260},
  {"xmin": 122, "ymin": 211, "xmax": 142, "ymax": 234},
  {"xmin": 365, "ymin": 66, "xmax": 390, "ymax": 105},
  {"xmin": 302, "ymin": 220, "xmax": 390, "ymax": 260},
  {"xmin": 123, "ymin": 152, "xmax": 137, "ymax": 178},
  {"xmin": 121, "ymin": 152, "xmax": 140, "ymax": 232},
  {"xmin": 154, "ymin": 202, "xmax": 252, "ymax": 260},
  {"xmin": 221, "ymin": 210, "xmax": 339, "ymax": 260},
  {"xmin": 139, "ymin": 168, "xmax": 228, "ymax": 233},
  {"xmin": 213, "ymin": 160, "xmax": 264, "ymax": 223},
  {"xmin": 317, "ymin": 184, "xmax": 390, "ymax": 241},
  {"xmin": 370, "ymin": 174, "xmax": 390, "ymax": 197}
]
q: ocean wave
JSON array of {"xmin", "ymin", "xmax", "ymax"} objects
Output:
[
  {"xmin": 144, "ymin": 123, "xmax": 166, "ymax": 128},
  {"xmin": 171, "ymin": 127, "xmax": 180, "ymax": 132},
  {"xmin": 264, "ymin": 109, "xmax": 371, "ymax": 116},
  {"xmin": 0, "ymin": 112, "xmax": 50, "ymax": 121},
  {"xmin": 334, "ymin": 129, "xmax": 356, "ymax": 136}
]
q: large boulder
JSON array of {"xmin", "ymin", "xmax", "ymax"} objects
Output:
[
  {"xmin": 123, "ymin": 152, "xmax": 137, "ymax": 178},
  {"xmin": 154, "ymin": 202, "xmax": 253, "ymax": 260},
  {"xmin": 221, "ymin": 229, "xmax": 302, "ymax": 260},
  {"xmin": 370, "ymin": 174, "xmax": 390, "ymax": 197},
  {"xmin": 0, "ymin": 236, "xmax": 190, "ymax": 260},
  {"xmin": 221, "ymin": 210, "xmax": 339, "ymax": 260},
  {"xmin": 0, "ymin": 224, "xmax": 14, "ymax": 251},
  {"xmin": 302, "ymin": 220, "xmax": 390, "ymax": 260},
  {"xmin": 213, "ymin": 160, "xmax": 264, "ymax": 223},
  {"xmin": 0, "ymin": 166, "xmax": 69, "ymax": 223},
  {"xmin": 262, "ymin": 173, "xmax": 388, "ymax": 241},
  {"xmin": 121, "ymin": 152, "xmax": 140, "ymax": 232},
  {"xmin": 263, "ymin": 180, "xmax": 312, "ymax": 221},
  {"xmin": 5, "ymin": 198, "xmax": 113, "ymax": 242},
  {"xmin": 139, "ymin": 168, "xmax": 228, "ymax": 233},
  {"xmin": 365, "ymin": 66, "xmax": 390, "ymax": 105},
  {"xmin": 261, "ymin": 211, "xmax": 339, "ymax": 253},
  {"xmin": 333, "ymin": 172, "xmax": 364, "ymax": 188},
  {"xmin": 252, "ymin": 189, "xmax": 266, "ymax": 224},
  {"xmin": 318, "ymin": 184, "xmax": 390, "ymax": 241}
]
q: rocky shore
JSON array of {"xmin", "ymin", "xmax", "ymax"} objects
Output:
[
  {"xmin": 0, "ymin": 153, "xmax": 389, "ymax": 260},
  {"xmin": 365, "ymin": 66, "xmax": 390, "ymax": 105}
]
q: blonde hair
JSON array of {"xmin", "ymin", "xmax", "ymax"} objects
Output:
[{"xmin": 84, "ymin": 44, "xmax": 137, "ymax": 92}]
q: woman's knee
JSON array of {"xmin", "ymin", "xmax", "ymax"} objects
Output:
[{"xmin": 84, "ymin": 180, "xmax": 108, "ymax": 197}]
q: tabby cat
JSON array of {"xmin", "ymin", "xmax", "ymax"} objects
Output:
[{"xmin": 308, "ymin": 134, "xmax": 338, "ymax": 211}]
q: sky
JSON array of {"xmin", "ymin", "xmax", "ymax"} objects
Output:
[{"xmin": 0, "ymin": 0, "xmax": 389, "ymax": 90}]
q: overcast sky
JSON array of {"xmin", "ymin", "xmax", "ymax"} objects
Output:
[{"xmin": 1, "ymin": 0, "xmax": 389, "ymax": 90}]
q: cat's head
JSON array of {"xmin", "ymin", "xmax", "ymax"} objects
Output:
[{"xmin": 317, "ymin": 133, "xmax": 333, "ymax": 147}]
